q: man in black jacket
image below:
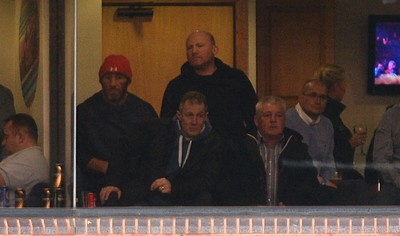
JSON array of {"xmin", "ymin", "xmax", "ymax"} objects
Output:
[
  {"xmin": 224, "ymin": 96, "xmax": 320, "ymax": 206},
  {"xmin": 160, "ymin": 31, "xmax": 257, "ymax": 138},
  {"xmin": 100, "ymin": 91, "xmax": 224, "ymax": 206},
  {"xmin": 77, "ymin": 55, "xmax": 158, "ymax": 205},
  {"xmin": 160, "ymin": 30, "xmax": 257, "ymax": 206}
]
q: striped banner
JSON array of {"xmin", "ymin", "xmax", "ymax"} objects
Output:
[{"xmin": 19, "ymin": 0, "xmax": 39, "ymax": 107}]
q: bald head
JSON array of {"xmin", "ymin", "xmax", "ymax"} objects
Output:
[
  {"xmin": 186, "ymin": 31, "xmax": 216, "ymax": 46},
  {"xmin": 299, "ymin": 79, "xmax": 328, "ymax": 120},
  {"xmin": 185, "ymin": 31, "xmax": 219, "ymax": 75}
]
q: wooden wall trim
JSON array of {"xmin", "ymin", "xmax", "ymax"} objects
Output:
[
  {"xmin": 255, "ymin": 0, "xmax": 269, "ymax": 96},
  {"xmin": 255, "ymin": 0, "xmax": 334, "ymax": 103}
]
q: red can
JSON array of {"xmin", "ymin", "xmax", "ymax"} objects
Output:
[{"xmin": 87, "ymin": 192, "xmax": 96, "ymax": 208}]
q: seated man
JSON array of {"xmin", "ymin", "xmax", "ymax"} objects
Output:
[
  {"xmin": 373, "ymin": 104, "xmax": 400, "ymax": 205},
  {"xmin": 100, "ymin": 91, "xmax": 224, "ymax": 206},
  {"xmin": 76, "ymin": 55, "xmax": 157, "ymax": 205},
  {"xmin": 285, "ymin": 79, "xmax": 337, "ymax": 188},
  {"xmin": 1, "ymin": 113, "xmax": 49, "ymax": 206},
  {"xmin": 249, "ymin": 96, "xmax": 319, "ymax": 206},
  {"xmin": 283, "ymin": 79, "xmax": 373, "ymax": 205}
]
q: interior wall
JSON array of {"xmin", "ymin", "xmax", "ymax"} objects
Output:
[
  {"xmin": 335, "ymin": 0, "xmax": 400, "ymax": 166},
  {"xmin": 248, "ymin": 0, "xmax": 256, "ymax": 88},
  {"xmin": 0, "ymin": 0, "xmax": 49, "ymax": 159},
  {"xmin": 0, "ymin": 1, "xmax": 17, "ymax": 94},
  {"xmin": 76, "ymin": 0, "xmax": 102, "ymax": 105}
]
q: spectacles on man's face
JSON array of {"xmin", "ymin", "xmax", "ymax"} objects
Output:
[
  {"xmin": 181, "ymin": 112, "xmax": 207, "ymax": 120},
  {"xmin": 303, "ymin": 92, "xmax": 328, "ymax": 101},
  {"xmin": 182, "ymin": 112, "xmax": 207, "ymax": 120}
]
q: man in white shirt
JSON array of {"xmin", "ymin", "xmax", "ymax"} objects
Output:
[
  {"xmin": 285, "ymin": 79, "xmax": 337, "ymax": 188},
  {"xmin": 1, "ymin": 113, "xmax": 49, "ymax": 206}
]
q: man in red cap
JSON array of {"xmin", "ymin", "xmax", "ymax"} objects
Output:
[{"xmin": 76, "ymin": 55, "xmax": 157, "ymax": 206}]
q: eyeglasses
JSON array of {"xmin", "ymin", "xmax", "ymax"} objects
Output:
[
  {"xmin": 182, "ymin": 112, "xmax": 207, "ymax": 120},
  {"xmin": 303, "ymin": 93, "xmax": 328, "ymax": 101}
]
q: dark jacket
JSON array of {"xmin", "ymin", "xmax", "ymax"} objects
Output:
[
  {"xmin": 220, "ymin": 128, "xmax": 320, "ymax": 206},
  {"xmin": 323, "ymin": 97, "xmax": 363, "ymax": 180},
  {"xmin": 0, "ymin": 84, "xmax": 15, "ymax": 158},
  {"xmin": 121, "ymin": 117, "xmax": 224, "ymax": 206},
  {"xmin": 76, "ymin": 91, "xmax": 158, "ymax": 195},
  {"xmin": 160, "ymin": 58, "xmax": 258, "ymax": 138}
]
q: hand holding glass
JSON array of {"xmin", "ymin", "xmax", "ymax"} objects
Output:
[{"xmin": 353, "ymin": 124, "xmax": 367, "ymax": 156}]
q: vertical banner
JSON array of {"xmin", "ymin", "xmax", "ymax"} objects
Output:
[{"xmin": 19, "ymin": 0, "xmax": 39, "ymax": 107}]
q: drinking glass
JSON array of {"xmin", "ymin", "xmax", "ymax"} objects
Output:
[{"xmin": 353, "ymin": 124, "xmax": 368, "ymax": 156}]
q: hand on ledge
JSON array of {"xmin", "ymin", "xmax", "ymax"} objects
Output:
[{"xmin": 100, "ymin": 186, "xmax": 121, "ymax": 205}]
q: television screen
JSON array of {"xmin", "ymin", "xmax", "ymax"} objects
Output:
[{"xmin": 368, "ymin": 15, "xmax": 400, "ymax": 95}]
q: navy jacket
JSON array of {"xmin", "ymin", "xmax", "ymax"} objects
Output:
[
  {"xmin": 220, "ymin": 128, "xmax": 320, "ymax": 206},
  {"xmin": 121, "ymin": 118, "xmax": 225, "ymax": 206},
  {"xmin": 323, "ymin": 97, "xmax": 363, "ymax": 180},
  {"xmin": 160, "ymin": 58, "xmax": 258, "ymax": 138},
  {"xmin": 76, "ymin": 91, "xmax": 157, "ymax": 195}
]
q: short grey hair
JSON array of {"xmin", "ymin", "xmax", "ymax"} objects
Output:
[
  {"xmin": 255, "ymin": 96, "xmax": 287, "ymax": 116},
  {"xmin": 178, "ymin": 91, "xmax": 208, "ymax": 112}
]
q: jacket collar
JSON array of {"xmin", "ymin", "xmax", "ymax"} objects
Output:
[
  {"xmin": 326, "ymin": 96, "xmax": 346, "ymax": 115},
  {"xmin": 295, "ymin": 103, "xmax": 321, "ymax": 125}
]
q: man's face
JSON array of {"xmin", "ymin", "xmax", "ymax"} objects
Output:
[
  {"xmin": 254, "ymin": 103, "xmax": 285, "ymax": 140},
  {"xmin": 299, "ymin": 82, "xmax": 328, "ymax": 120},
  {"xmin": 100, "ymin": 73, "xmax": 129, "ymax": 105},
  {"xmin": 177, "ymin": 101, "xmax": 208, "ymax": 139},
  {"xmin": 1, "ymin": 121, "xmax": 19, "ymax": 155},
  {"xmin": 186, "ymin": 32, "xmax": 218, "ymax": 70}
]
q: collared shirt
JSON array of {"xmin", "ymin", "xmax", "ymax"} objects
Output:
[
  {"xmin": 285, "ymin": 106, "xmax": 336, "ymax": 180},
  {"xmin": 295, "ymin": 103, "xmax": 320, "ymax": 125},
  {"xmin": 257, "ymin": 132, "xmax": 284, "ymax": 206}
]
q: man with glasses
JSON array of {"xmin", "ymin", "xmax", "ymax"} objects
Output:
[
  {"xmin": 100, "ymin": 91, "xmax": 224, "ymax": 206},
  {"xmin": 285, "ymin": 79, "xmax": 337, "ymax": 192}
]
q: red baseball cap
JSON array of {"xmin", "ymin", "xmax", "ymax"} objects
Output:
[{"xmin": 98, "ymin": 55, "xmax": 132, "ymax": 82}]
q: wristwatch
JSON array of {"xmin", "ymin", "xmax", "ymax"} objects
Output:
[{"xmin": 321, "ymin": 177, "xmax": 329, "ymax": 186}]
